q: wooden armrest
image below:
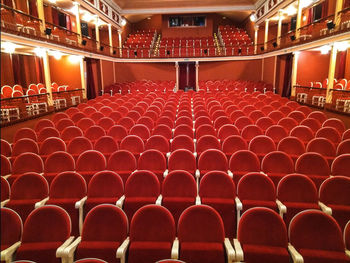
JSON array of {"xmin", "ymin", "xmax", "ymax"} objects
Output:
[
  {"xmin": 1, "ymin": 199, "xmax": 9, "ymax": 208},
  {"xmin": 56, "ymin": 236, "xmax": 75, "ymax": 258},
  {"xmin": 224, "ymin": 238, "xmax": 235, "ymax": 263},
  {"xmin": 235, "ymin": 197, "xmax": 242, "ymax": 211},
  {"xmin": 75, "ymin": 196, "xmax": 87, "ymax": 235},
  {"xmin": 227, "ymin": 170, "xmax": 233, "ymax": 178},
  {"xmin": 196, "ymin": 196, "xmax": 201, "ymax": 205},
  {"xmin": 116, "ymin": 237, "xmax": 130, "ymax": 263},
  {"xmin": 345, "ymin": 249, "xmax": 350, "ymax": 258},
  {"xmin": 163, "ymin": 169, "xmax": 169, "ymax": 178},
  {"xmin": 0, "ymin": 241, "xmax": 21, "ymax": 262},
  {"xmin": 166, "ymin": 152, "xmax": 171, "ymax": 158},
  {"xmin": 116, "ymin": 195, "xmax": 125, "ymax": 208},
  {"xmin": 171, "ymin": 238, "xmax": 179, "ymax": 259},
  {"xmin": 193, "ymin": 152, "xmax": 197, "ymax": 159},
  {"xmin": 75, "ymin": 196, "xmax": 87, "ymax": 209},
  {"xmin": 35, "ymin": 197, "xmax": 49, "ymax": 208},
  {"xmin": 3, "ymin": 174, "xmax": 11, "ymax": 180},
  {"xmin": 195, "ymin": 169, "xmax": 200, "ymax": 179},
  {"xmin": 318, "ymin": 201, "xmax": 332, "ymax": 215},
  {"xmin": 276, "ymin": 199, "xmax": 287, "ymax": 218},
  {"xmin": 288, "ymin": 243, "xmax": 304, "ymax": 263},
  {"xmin": 233, "ymin": 238, "xmax": 244, "ymax": 262},
  {"xmin": 156, "ymin": 195, "xmax": 162, "ymax": 205}
]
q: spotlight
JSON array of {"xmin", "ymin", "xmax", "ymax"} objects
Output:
[
  {"xmin": 272, "ymin": 42, "xmax": 277, "ymax": 48},
  {"xmin": 121, "ymin": 18, "xmax": 126, "ymax": 27},
  {"xmin": 113, "ymin": 50, "xmax": 116, "ymax": 55},
  {"xmin": 134, "ymin": 51, "xmax": 137, "ymax": 56},
  {"xmin": 166, "ymin": 50, "xmax": 170, "ymax": 55},
  {"xmin": 45, "ymin": 27, "xmax": 52, "ymax": 35},
  {"xmin": 100, "ymin": 46, "xmax": 104, "ymax": 51},
  {"xmin": 204, "ymin": 49, "xmax": 208, "ymax": 54},
  {"xmin": 81, "ymin": 40, "xmax": 87, "ymax": 46},
  {"xmin": 327, "ymin": 21, "xmax": 335, "ymax": 30},
  {"xmin": 2, "ymin": 42, "xmax": 16, "ymax": 53},
  {"xmin": 260, "ymin": 46, "xmax": 264, "ymax": 51},
  {"xmin": 250, "ymin": 13, "xmax": 257, "ymax": 22},
  {"xmin": 290, "ymin": 35, "xmax": 296, "ymax": 41},
  {"xmin": 238, "ymin": 48, "xmax": 242, "ymax": 54}
]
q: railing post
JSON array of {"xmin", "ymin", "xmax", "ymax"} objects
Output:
[
  {"xmin": 80, "ymin": 57, "xmax": 87, "ymax": 100},
  {"xmin": 277, "ymin": 11, "xmax": 283, "ymax": 46},
  {"xmin": 118, "ymin": 29, "xmax": 122, "ymax": 57},
  {"xmin": 335, "ymin": 0, "xmax": 345, "ymax": 30},
  {"xmin": 326, "ymin": 44, "xmax": 337, "ymax": 105},
  {"xmin": 95, "ymin": 15, "xmax": 100, "ymax": 51},
  {"xmin": 295, "ymin": 0, "xmax": 303, "ymax": 39},
  {"xmin": 195, "ymin": 61, "xmax": 199, "ymax": 91},
  {"xmin": 108, "ymin": 24, "xmax": 113, "ymax": 55},
  {"xmin": 36, "ymin": 0, "xmax": 46, "ymax": 34},
  {"xmin": 175, "ymin": 62, "xmax": 179, "ymax": 92},
  {"xmin": 73, "ymin": 2, "xmax": 82, "ymax": 44}
]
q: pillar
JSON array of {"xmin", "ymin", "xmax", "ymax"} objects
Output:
[
  {"xmin": 326, "ymin": 45, "xmax": 337, "ymax": 105},
  {"xmin": 118, "ymin": 29, "xmax": 122, "ymax": 56},
  {"xmin": 42, "ymin": 51, "xmax": 53, "ymax": 106},
  {"xmin": 335, "ymin": 0, "xmax": 345, "ymax": 29},
  {"xmin": 95, "ymin": 16, "xmax": 100, "ymax": 51},
  {"xmin": 36, "ymin": 0, "xmax": 46, "ymax": 33},
  {"xmin": 254, "ymin": 25, "xmax": 259, "ymax": 54},
  {"xmin": 264, "ymin": 19, "xmax": 269, "ymax": 50},
  {"xmin": 80, "ymin": 57, "xmax": 87, "ymax": 99},
  {"xmin": 277, "ymin": 12, "xmax": 283, "ymax": 46},
  {"xmin": 291, "ymin": 51, "xmax": 300, "ymax": 98},
  {"xmin": 295, "ymin": 0, "xmax": 303, "ymax": 39},
  {"xmin": 195, "ymin": 61, "xmax": 199, "ymax": 91},
  {"xmin": 73, "ymin": 2, "xmax": 82, "ymax": 43},
  {"xmin": 175, "ymin": 62, "xmax": 179, "ymax": 92},
  {"xmin": 108, "ymin": 24, "xmax": 113, "ymax": 55}
]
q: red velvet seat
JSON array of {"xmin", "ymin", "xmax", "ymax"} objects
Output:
[
  {"xmin": 39, "ymin": 137, "xmax": 66, "ymax": 161},
  {"xmin": 84, "ymin": 126, "xmax": 106, "ymax": 143},
  {"xmin": 194, "ymin": 116, "xmax": 212, "ymax": 129},
  {"xmin": 168, "ymin": 149, "xmax": 196, "ymax": 176},
  {"xmin": 237, "ymin": 172, "xmax": 278, "ymax": 221},
  {"xmin": 121, "ymin": 170, "xmax": 160, "ymax": 221},
  {"xmin": 120, "ymin": 135, "xmax": 144, "ymax": 160},
  {"xmin": 127, "ymin": 205, "xmax": 176, "ymax": 263},
  {"xmin": 84, "ymin": 171, "xmax": 124, "ymax": 216},
  {"xmin": 289, "ymin": 209, "xmax": 350, "ymax": 263},
  {"xmin": 1, "ymin": 176, "xmax": 10, "ymax": 202},
  {"xmin": 170, "ymin": 135, "xmax": 195, "ymax": 152},
  {"xmin": 229, "ymin": 150, "xmax": 260, "ymax": 185},
  {"xmin": 316, "ymin": 127, "xmax": 341, "ymax": 145},
  {"xmin": 44, "ymin": 151, "xmax": 75, "ymax": 184},
  {"xmin": 107, "ymin": 150, "xmax": 137, "ymax": 184},
  {"xmin": 277, "ymin": 117, "xmax": 298, "ymax": 133},
  {"xmin": 295, "ymin": 152, "xmax": 330, "ymax": 189},
  {"xmin": 337, "ymin": 139, "xmax": 350, "ymax": 155},
  {"xmin": 248, "ymin": 135, "xmax": 276, "ymax": 162},
  {"xmin": 137, "ymin": 116, "xmax": 155, "ymax": 131},
  {"xmin": 175, "ymin": 116, "xmax": 193, "ymax": 128},
  {"xmin": 161, "ymin": 170, "xmax": 197, "ymax": 224},
  {"xmin": 152, "ymin": 125, "xmax": 172, "ymax": 141},
  {"xmin": 197, "ymin": 149, "xmax": 228, "ymax": 179},
  {"xmin": 287, "ymin": 111, "xmax": 306, "ymax": 124},
  {"xmin": 235, "ymin": 207, "xmax": 290, "ymax": 263},
  {"xmin": 173, "ymin": 124, "xmax": 194, "ymax": 139},
  {"xmin": 267, "ymin": 110, "xmax": 285, "ymax": 123},
  {"xmin": 9, "ymin": 153, "xmax": 44, "ymax": 185},
  {"xmin": 1, "ymin": 207, "xmax": 22, "ymax": 262},
  {"xmin": 76, "ymin": 150, "xmax": 106, "ymax": 184},
  {"xmin": 129, "ymin": 124, "xmax": 151, "ymax": 141},
  {"xmin": 34, "ymin": 118, "xmax": 55, "ymax": 133},
  {"xmin": 322, "ymin": 118, "xmax": 346, "ymax": 135},
  {"xmin": 300, "ymin": 118, "xmax": 321, "ymax": 133},
  {"xmin": 234, "ymin": 116, "xmax": 254, "ymax": 132},
  {"xmin": 55, "ymin": 118, "xmax": 75, "ymax": 133},
  {"xmin": 261, "ymin": 151, "xmax": 294, "ymax": 186},
  {"xmin": 1, "ymin": 139, "xmax": 12, "ymax": 157},
  {"xmin": 217, "ymin": 124, "xmax": 240, "ymax": 141},
  {"xmin": 332, "ymin": 154, "xmax": 350, "ymax": 177},
  {"xmin": 71, "ymin": 112, "xmax": 86, "ymax": 124},
  {"xmin": 157, "ymin": 116, "xmax": 175, "ymax": 129},
  {"xmin": 319, "ymin": 176, "xmax": 350, "ymax": 230},
  {"xmin": 345, "ymin": 221, "xmax": 350, "ymax": 254},
  {"xmin": 107, "ymin": 125, "xmax": 128, "ymax": 145},
  {"xmin": 178, "ymin": 205, "xmax": 227, "ymax": 263},
  {"xmin": 11, "ymin": 139, "xmax": 39, "ymax": 159},
  {"xmin": 1, "ymin": 154, "xmax": 12, "ymax": 178},
  {"xmin": 52, "ymin": 112, "xmax": 70, "ymax": 124},
  {"xmin": 214, "ymin": 116, "xmax": 231, "ymax": 130},
  {"xmin": 77, "ymin": 118, "xmax": 95, "ymax": 132},
  {"xmin": 306, "ymin": 138, "xmax": 336, "ymax": 166},
  {"xmin": 277, "ymin": 174, "xmax": 319, "ymax": 227},
  {"xmin": 37, "ymin": 127, "xmax": 61, "ymax": 143},
  {"xmin": 71, "ymin": 205, "xmax": 128, "ymax": 263},
  {"xmin": 138, "ymin": 149, "xmax": 167, "ymax": 184},
  {"xmin": 290, "ymin": 125, "xmax": 314, "ymax": 145},
  {"xmin": 199, "ymin": 171, "xmax": 236, "ymax": 238},
  {"xmin": 241, "ymin": 125, "xmax": 263, "ymax": 142},
  {"xmin": 277, "ymin": 136, "xmax": 305, "ymax": 163},
  {"xmin": 308, "ymin": 110, "xmax": 327, "ymax": 124},
  {"xmin": 61, "ymin": 126, "xmax": 84, "ymax": 143},
  {"xmin": 14, "ymin": 128, "xmax": 37, "ymax": 142},
  {"xmin": 67, "ymin": 137, "xmax": 93, "ymax": 161},
  {"xmin": 46, "ymin": 172, "xmax": 87, "ymax": 237},
  {"xmin": 94, "ymin": 136, "xmax": 119, "ymax": 161},
  {"xmin": 256, "ymin": 116, "xmax": 275, "ymax": 132},
  {"xmin": 145, "ymin": 135, "xmax": 170, "ymax": 156},
  {"xmin": 97, "ymin": 117, "xmax": 115, "ymax": 131},
  {"xmin": 15, "ymin": 205, "xmax": 72, "ymax": 263},
  {"xmin": 196, "ymin": 135, "xmax": 221, "ymax": 156},
  {"xmin": 195, "ymin": 124, "xmax": 216, "ymax": 140},
  {"xmin": 265, "ymin": 125, "xmax": 288, "ymax": 145}
]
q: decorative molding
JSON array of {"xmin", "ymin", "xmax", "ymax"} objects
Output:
[{"xmin": 255, "ymin": 0, "xmax": 294, "ymax": 24}]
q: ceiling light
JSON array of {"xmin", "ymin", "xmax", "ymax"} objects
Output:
[
  {"xmin": 250, "ymin": 13, "xmax": 257, "ymax": 22},
  {"xmin": 335, "ymin": 41, "xmax": 350, "ymax": 52},
  {"xmin": 49, "ymin": 50, "xmax": 63, "ymax": 60},
  {"xmin": 2, "ymin": 42, "xmax": 16, "ymax": 53},
  {"xmin": 320, "ymin": 45, "xmax": 331, "ymax": 54},
  {"xmin": 48, "ymin": 0, "xmax": 56, "ymax": 3},
  {"xmin": 68, "ymin": 55, "xmax": 82, "ymax": 63},
  {"xmin": 301, "ymin": 0, "xmax": 314, "ymax": 9},
  {"xmin": 147, "ymin": 17, "xmax": 151, "ymax": 20},
  {"xmin": 34, "ymin": 48, "xmax": 46, "ymax": 57},
  {"xmin": 283, "ymin": 5, "xmax": 297, "ymax": 16},
  {"xmin": 81, "ymin": 13, "xmax": 94, "ymax": 22},
  {"xmin": 222, "ymin": 16, "xmax": 226, "ymax": 19}
]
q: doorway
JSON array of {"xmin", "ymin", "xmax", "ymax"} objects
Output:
[{"xmin": 178, "ymin": 62, "xmax": 196, "ymax": 91}]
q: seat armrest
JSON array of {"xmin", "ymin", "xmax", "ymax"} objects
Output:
[
  {"xmin": 3, "ymin": 174, "xmax": 11, "ymax": 180},
  {"xmin": 75, "ymin": 196, "xmax": 87, "ymax": 209},
  {"xmin": 1, "ymin": 199, "xmax": 9, "ymax": 208},
  {"xmin": 116, "ymin": 195, "xmax": 126, "ymax": 208},
  {"xmin": 227, "ymin": 170, "xmax": 233, "ymax": 178},
  {"xmin": 195, "ymin": 169, "xmax": 200, "ymax": 179},
  {"xmin": 171, "ymin": 237, "xmax": 179, "ymax": 259},
  {"xmin": 194, "ymin": 152, "xmax": 197, "ymax": 159},
  {"xmin": 116, "ymin": 237, "xmax": 130, "ymax": 263},
  {"xmin": 276, "ymin": 199, "xmax": 287, "ymax": 218},
  {"xmin": 156, "ymin": 195, "xmax": 163, "ymax": 205},
  {"xmin": 166, "ymin": 152, "xmax": 171, "ymax": 158},
  {"xmin": 288, "ymin": 243, "xmax": 304, "ymax": 263},
  {"xmin": 233, "ymin": 238, "xmax": 244, "ymax": 262},
  {"xmin": 196, "ymin": 195, "xmax": 201, "ymax": 205},
  {"xmin": 75, "ymin": 196, "xmax": 87, "ymax": 235},
  {"xmin": 224, "ymin": 238, "xmax": 235, "ymax": 263},
  {"xmin": 235, "ymin": 197, "xmax": 242, "ymax": 211},
  {"xmin": 318, "ymin": 201, "xmax": 332, "ymax": 215},
  {"xmin": 163, "ymin": 169, "xmax": 169, "ymax": 178},
  {"xmin": 345, "ymin": 249, "xmax": 350, "ymax": 258},
  {"xmin": 193, "ymin": 138, "xmax": 197, "ymax": 144},
  {"xmin": 260, "ymin": 171, "xmax": 268, "ymax": 176},
  {"xmin": 56, "ymin": 236, "xmax": 75, "ymax": 258},
  {"xmin": 0, "ymin": 241, "xmax": 21, "ymax": 262},
  {"xmin": 35, "ymin": 197, "xmax": 49, "ymax": 208}
]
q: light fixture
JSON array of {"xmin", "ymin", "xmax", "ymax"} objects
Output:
[
  {"xmin": 283, "ymin": 5, "xmax": 297, "ymax": 16},
  {"xmin": 335, "ymin": 41, "xmax": 350, "ymax": 52},
  {"xmin": 2, "ymin": 42, "xmax": 16, "ymax": 53},
  {"xmin": 34, "ymin": 47, "xmax": 46, "ymax": 57},
  {"xmin": 320, "ymin": 45, "xmax": 331, "ymax": 54},
  {"xmin": 250, "ymin": 13, "xmax": 257, "ymax": 22},
  {"xmin": 81, "ymin": 12, "xmax": 94, "ymax": 22},
  {"xmin": 147, "ymin": 17, "xmax": 151, "ymax": 20},
  {"xmin": 301, "ymin": 0, "xmax": 313, "ymax": 9},
  {"xmin": 49, "ymin": 50, "xmax": 63, "ymax": 60},
  {"xmin": 222, "ymin": 16, "xmax": 226, "ymax": 19},
  {"xmin": 68, "ymin": 55, "xmax": 82, "ymax": 63},
  {"xmin": 121, "ymin": 18, "xmax": 127, "ymax": 26},
  {"xmin": 48, "ymin": 0, "xmax": 56, "ymax": 3},
  {"xmin": 303, "ymin": 15, "xmax": 307, "ymax": 21}
]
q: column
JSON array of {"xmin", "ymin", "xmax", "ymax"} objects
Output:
[
  {"xmin": 80, "ymin": 57, "xmax": 87, "ymax": 99},
  {"xmin": 118, "ymin": 29, "xmax": 122, "ymax": 56},
  {"xmin": 36, "ymin": 0, "xmax": 46, "ymax": 33},
  {"xmin": 295, "ymin": 0, "xmax": 303, "ymax": 39},
  {"xmin": 335, "ymin": 0, "xmax": 345, "ymax": 29},
  {"xmin": 264, "ymin": 19, "xmax": 269, "ymax": 50},
  {"xmin": 42, "ymin": 51, "xmax": 53, "ymax": 106},
  {"xmin": 95, "ymin": 16, "xmax": 100, "ymax": 51},
  {"xmin": 175, "ymin": 62, "xmax": 179, "ymax": 92},
  {"xmin": 277, "ymin": 11, "xmax": 283, "ymax": 46},
  {"xmin": 195, "ymin": 61, "xmax": 199, "ymax": 91},
  {"xmin": 291, "ymin": 51, "xmax": 300, "ymax": 98},
  {"xmin": 73, "ymin": 2, "xmax": 82, "ymax": 43},
  {"xmin": 254, "ymin": 25, "xmax": 259, "ymax": 54},
  {"xmin": 326, "ymin": 45, "xmax": 337, "ymax": 105},
  {"xmin": 108, "ymin": 24, "xmax": 113, "ymax": 55}
]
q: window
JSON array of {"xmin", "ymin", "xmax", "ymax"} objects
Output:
[{"xmin": 169, "ymin": 16, "xmax": 206, "ymax": 27}]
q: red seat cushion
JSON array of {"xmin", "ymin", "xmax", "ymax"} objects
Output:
[
  {"xmin": 5, "ymin": 199, "xmax": 41, "ymax": 222},
  {"xmin": 16, "ymin": 242, "xmax": 64, "ymax": 263},
  {"xmin": 299, "ymin": 248, "xmax": 350, "ymax": 263},
  {"xmin": 162, "ymin": 197, "xmax": 195, "ymax": 224},
  {"xmin": 327, "ymin": 204, "xmax": 350, "ymax": 230},
  {"xmin": 283, "ymin": 202, "xmax": 319, "ymax": 226},
  {"xmin": 180, "ymin": 242, "xmax": 225, "ymax": 263},
  {"xmin": 128, "ymin": 241, "xmax": 172, "ymax": 263},
  {"xmin": 242, "ymin": 200, "xmax": 277, "ymax": 213},
  {"xmin": 76, "ymin": 241, "xmax": 121, "ymax": 263},
  {"xmin": 242, "ymin": 244, "xmax": 290, "ymax": 263}
]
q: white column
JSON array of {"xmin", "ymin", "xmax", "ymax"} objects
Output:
[
  {"xmin": 291, "ymin": 51, "xmax": 300, "ymax": 98},
  {"xmin": 175, "ymin": 62, "xmax": 179, "ymax": 92},
  {"xmin": 95, "ymin": 16, "xmax": 100, "ymax": 51},
  {"xmin": 295, "ymin": 0, "xmax": 303, "ymax": 39},
  {"xmin": 73, "ymin": 2, "xmax": 82, "ymax": 43},
  {"xmin": 195, "ymin": 61, "xmax": 199, "ymax": 91},
  {"xmin": 326, "ymin": 45, "xmax": 337, "ymax": 105},
  {"xmin": 108, "ymin": 24, "xmax": 113, "ymax": 55},
  {"xmin": 80, "ymin": 57, "xmax": 87, "ymax": 99},
  {"xmin": 277, "ymin": 12, "xmax": 283, "ymax": 46},
  {"xmin": 254, "ymin": 25, "xmax": 259, "ymax": 54},
  {"xmin": 118, "ymin": 29, "xmax": 122, "ymax": 56},
  {"xmin": 264, "ymin": 19, "xmax": 269, "ymax": 50},
  {"xmin": 42, "ymin": 51, "xmax": 53, "ymax": 106}
]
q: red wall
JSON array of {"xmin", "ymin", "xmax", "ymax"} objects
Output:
[
  {"xmin": 114, "ymin": 62, "xmax": 175, "ymax": 82},
  {"xmin": 296, "ymin": 51, "xmax": 330, "ymax": 85},
  {"xmin": 275, "ymin": 55, "xmax": 288, "ymax": 95},
  {"xmin": 198, "ymin": 60, "xmax": 262, "ymax": 81},
  {"xmin": 263, "ymin": 56, "xmax": 276, "ymax": 85},
  {"xmin": 101, "ymin": 60, "xmax": 114, "ymax": 88},
  {"xmin": 1, "ymin": 53, "xmax": 15, "ymax": 86},
  {"xmin": 133, "ymin": 15, "xmax": 162, "ymax": 32},
  {"xmin": 49, "ymin": 56, "xmax": 81, "ymax": 88}
]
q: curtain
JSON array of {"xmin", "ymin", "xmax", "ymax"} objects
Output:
[
  {"xmin": 322, "ymin": 0, "xmax": 328, "ymax": 18},
  {"xmin": 282, "ymin": 53, "xmax": 293, "ymax": 98},
  {"xmin": 66, "ymin": 14, "xmax": 72, "ymax": 31},
  {"xmin": 308, "ymin": 8, "xmax": 313, "ymax": 24},
  {"xmin": 52, "ymin": 8, "xmax": 59, "ymax": 25},
  {"xmin": 34, "ymin": 56, "xmax": 44, "ymax": 84},
  {"xmin": 28, "ymin": 0, "xmax": 38, "ymax": 18},
  {"xmin": 336, "ymin": 51, "xmax": 347, "ymax": 80},
  {"xmin": 3, "ymin": 0, "xmax": 13, "ymax": 7},
  {"xmin": 12, "ymin": 54, "xmax": 27, "ymax": 89},
  {"xmin": 86, "ymin": 58, "xmax": 97, "ymax": 99},
  {"xmin": 58, "ymin": 12, "xmax": 67, "ymax": 28}
]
